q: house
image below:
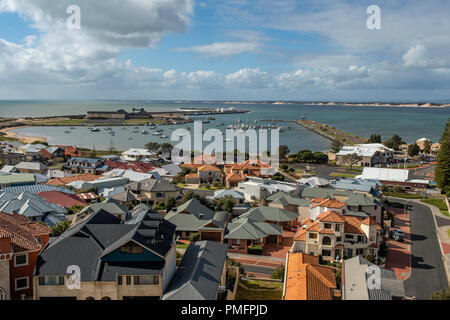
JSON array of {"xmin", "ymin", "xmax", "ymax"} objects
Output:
[
  {"xmin": 38, "ymin": 147, "xmax": 64, "ymax": 160},
  {"xmin": 164, "ymin": 199, "xmax": 216, "ymax": 239},
  {"xmin": 104, "ymin": 160, "xmax": 156, "ymax": 173},
  {"xmin": 34, "ymin": 205, "xmax": 177, "ymax": 300},
  {"xmin": 185, "ymin": 164, "xmax": 222, "ymax": 185},
  {"xmin": 0, "ymin": 174, "xmax": 36, "ymax": 187},
  {"xmin": 224, "ymin": 216, "xmax": 283, "ymax": 254},
  {"xmin": 80, "ymin": 177, "xmax": 130, "ymax": 191},
  {"xmin": 54, "ymin": 145, "xmax": 82, "ymax": 159},
  {"xmin": 37, "ymin": 191, "xmax": 87, "ymax": 209},
  {"xmin": 292, "ymin": 212, "xmax": 380, "ymax": 261},
  {"xmin": 224, "ymin": 159, "xmax": 276, "ymax": 187},
  {"xmin": 15, "ymin": 162, "xmax": 48, "ymax": 174},
  {"xmin": 239, "ymin": 206, "xmax": 299, "ymax": 231},
  {"xmin": 358, "ymin": 167, "xmax": 429, "ymax": 189},
  {"xmin": 0, "ymin": 184, "xmax": 75, "ymax": 196},
  {"xmin": 0, "ymin": 152, "xmax": 25, "ymax": 166},
  {"xmin": 0, "ymin": 212, "xmax": 51, "ymax": 300},
  {"xmin": 162, "ymin": 241, "xmax": 229, "ymax": 300},
  {"xmin": 121, "ymin": 148, "xmax": 157, "ymax": 162},
  {"xmin": 297, "ymin": 177, "xmax": 330, "ymax": 188},
  {"xmin": 63, "ymin": 157, "xmax": 106, "ymax": 175},
  {"xmin": 0, "ymin": 165, "xmax": 20, "ymax": 174},
  {"xmin": 330, "ymin": 178, "xmax": 382, "ymax": 197},
  {"xmin": 86, "ymin": 109, "xmax": 130, "ymax": 119},
  {"xmin": 283, "ymin": 252, "xmax": 336, "ymax": 300},
  {"xmin": 46, "ymin": 174, "xmax": 100, "ymax": 186},
  {"xmin": 73, "ymin": 198, "xmax": 129, "ymax": 223},
  {"xmin": 0, "ymin": 191, "xmax": 67, "ymax": 227},
  {"xmin": 18, "ymin": 144, "xmax": 47, "ymax": 161},
  {"xmin": 237, "ymin": 177, "xmax": 298, "ymax": 201},
  {"xmin": 110, "ymin": 189, "xmax": 137, "ymax": 205},
  {"xmin": 125, "ymin": 179, "xmax": 181, "ymax": 205},
  {"xmin": 301, "ymin": 187, "xmax": 384, "ymax": 224},
  {"xmin": 208, "ymin": 189, "xmax": 249, "ymax": 216},
  {"xmin": 342, "ymin": 256, "xmax": 406, "ymax": 300},
  {"xmin": 336, "ymin": 143, "xmax": 395, "ymax": 167},
  {"xmin": 265, "ymin": 192, "xmax": 310, "ymax": 220}
]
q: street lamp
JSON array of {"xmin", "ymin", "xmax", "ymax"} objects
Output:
[{"xmin": 403, "ymin": 199, "xmax": 413, "ymax": 215}]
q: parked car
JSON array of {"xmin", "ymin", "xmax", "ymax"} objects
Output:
[{"xmin": 391, "ymin": 229, "xmax": 404, "ymax": 242}]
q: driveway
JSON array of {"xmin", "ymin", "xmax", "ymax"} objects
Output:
[{"xmin": 388, "ymin": 199, "xmax": 448, "ymax": 299}]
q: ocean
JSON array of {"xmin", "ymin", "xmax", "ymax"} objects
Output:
[{"xmin": 1, "ymin": 100, "xmax": 449, "ymax": 152}]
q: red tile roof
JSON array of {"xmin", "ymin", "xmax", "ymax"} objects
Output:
[
  {"xmin": 0, "ymin": 212, "xmax": 50, "ymax": 252},
  {"xmin": 311, "ymin": 198, "xmax": 346, "ymax": 209},
  {"xmin": 105, "ymin": 160, "xmax": 156, "ymax": 173},
  {"xmin": 38, "ymin": 191, "xmax": 87, "ymax": 208},
  {"xmin": 47, "ymin": 174, "xmax": 100, "ymax": 186}
]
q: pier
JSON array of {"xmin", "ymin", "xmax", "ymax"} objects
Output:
[{"xmin": 261, "ymin": 119, "xmax": 367, "ymax": 145}]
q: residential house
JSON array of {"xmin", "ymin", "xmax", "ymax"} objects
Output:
[
  {"xmin": 39, "ymin": 147, "xmax": 65, "ymax": 160},
  {"xmin": 162, "ymin": 241, "xmax": 229, "ymax": 300},
  {"xmin": 224, "ymin": 159, "xmax": 276, "ymax": 187},
  {"xmin": 79, "ymin": 177, "xmax": 130, "ymax": 191},
  {"xmin": 185, "ymin": 164, "xmax": 222, "ymax": 185},
  {"xmin": 0, "ymin": 173, "xmax": 36, "ymax": 188},
  {"xmin": 33, "ymin": 208, "xmax": 177, "ymax": 300},
  {"xmin": 121, "ymin": 148, "xmax": 157, "ymax": 162},
  {"xmin": 110, "ymin": 189, "xmax": 137, "ymax": 205},
  {"xmin": 46, "ymin": 173, "xmax": 100, "ymax": 187},
  {"xmin": 104, "ymin": 160, "xmax": 156, "ymax": 173},
  {"xmin": 330, "ymin": 178, "xmax": 382, "ymax": 197},
  {"xmin": 292, "ymin": 211, "xmax": 380, "ymax": 261},
  {"xmin": 15, "ymin": 162, "xmax": 48, "ymax": 174},
  {"xmin": 208, "ymin": 189, "xmax": 249, "ymax": 216},
  {"xmin": 37, "ymin": 191, "xmax": 87, "ymax": 209},
  {"xmin": 342, "ymin": 256, "xmax": 406, "ymax": 300},
  {"xmin": 265, "ymin": 192, "xmax": 310, "ymax": 222},
  {"xmin": 283, "ymin": 252, "xmax": 336, "ymax": 300},
  {"xmin": 0, "ymin": 191, "xmax": 66, "ymax": 227},
  {"xmin": 224, "ymin": 216, "xmax": 283, "ymax": 254},
  {"xmin": 64, "ymin": 157, "xmax": 106, "ymax": 175},
  {"xmin": 297, "ymin": 177, "xmax": 330, "ymax": 188},
  {"xmin": 18, "ymin": 144, "xmax": 47, "ymax": 162},
  {"xmin": 301, "ymin": 188, "xmax": 384, "ymax": 224},
  {"xmin": 0, "ymin": 165, "xmax": 20, "ymax": 175},
  {"xmin": 0, "ymin": 212, "xmax": 51, "ymax": 300},
  {"xmin": 237, "ymin": 177, "xmax": 298, "ymax": 201},
  {"xmin": 125, "ymin": 179, "xmax": 181, "ymax": 205},
  {"xmin": 0, "ymin": 152, "xmax": 25, "ymax": 166},
  {"xmin": 164, "ymin": 199, "xmax": 217, "ymax": 240},
  {"xmin": 336, "ymin": 143, "xmax": 395, "ymax": 167},
  {"xmin": 73, "ymin": 198, "xmax": 129, "ymax": 223}
]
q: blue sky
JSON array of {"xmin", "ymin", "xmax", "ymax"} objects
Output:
[{"xmin": 0, "ymin": 0, "xmax": 449, "ymax": 101}]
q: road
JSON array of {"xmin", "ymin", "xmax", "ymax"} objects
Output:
[
  {"xmin": 389, "ymin": 199, "xmax": 448, "ymax": 299},
  {"xmin": 241, "ymin": 264, "xmax": 276, "ymax": 276}
]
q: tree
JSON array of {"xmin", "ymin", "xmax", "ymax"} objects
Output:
[
  {"xmin": 313, "ymin": 151, "xmax": 328, "ymax": 164},
  {"xmin": 430, "ymin": 287, "xmax": 450, "ymax": 300},
  {"xmin": 278, "ymin": 145, "xmax": 290, "ymax": 160},
  {"xmin": 51, "ymin": 220, "xmax": 71, "ymax": 237},
  {"xmin": 331, "ymin": 139, "xmax": 343, "ymax": 153},
  {"xmin": 160, "ymin": 143, "xmax": 173, "ymax": 150},
  {"xmin": 435, "ymin": 119, "xmax": 450, "ymax": 195},
  {"xmin": 166, "ymin": 198, "xmax": 176, "ymax": 212},
  {"xmin": 423, "ymin": 139, "xmax": 433, "ymax": 154},
  {"xmin": 189, "ymin": 232, "xmax": 200, "ymax": 242},
  {"xmin": 271, "ymin": 264, "xmax": 285, "ymax": 281},
  {"xmin": 216, "ymin": 195, "xmax": 235, "ymax": 213},
  {"xmin": 407, "ymin": 143, "xmax": 420, "ymax": 157},
  {"xmin": 367, "ymin": 134, "xmax": 382, "ymax": 143},
  {"xmin": 183, "ymin": 190, "xmax": 215, "ymax": 210},
  {"xmin": 297, "ymin": 149, "xmax": 315, "ymax": 162},
  {"xmin": 383, "ymin": 134, "xmax": 405, "ymax": 150},
  {"xmin": 145, "ymin": 142, "xmax": 161, "ymax": 151},
  {"xmin": 341, "ymin": 153, "xmax": 363, "ymax": 170}
]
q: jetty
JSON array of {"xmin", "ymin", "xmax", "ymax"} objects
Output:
[{"xmin": 260, "ymin": 119, "xmax": 367, "ymax": 145}]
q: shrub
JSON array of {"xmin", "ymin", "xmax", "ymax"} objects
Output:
[
  {"xmin": 247, "ymin": 245, "xmax": 263, "ymax": 255},
  {"xmin": 189, "ymin": 232, "xmax": 200, "ymax": 242},
  {"xmin": 271, "ymin": 265, "xmax": 285, "ymax": 281}
]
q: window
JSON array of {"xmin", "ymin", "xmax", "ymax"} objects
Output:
[
  {"xmin": 232, "ymin": 239, "xmax": 240, "ymax": 245},
  {"xmin": 308, "ymin": 233, "xmax": 317, "ymax": 239},
  {"xmin": 322, "ymin": 250, "xmax": 331, "ymax": 257},
  {"xmin": 134, "ymin": 276, "xmax": 159, "ymax": 285},
  {"xmin": 39, "ymin": 276, "xmax": 64, "ymax": 286},
  {"xmin": 15, "ymin": 277, "xmax": 29, "ymax": 291},
  {"xmin": 14, "ymin": 254, "xmax": 28, "ymax": 267},
  {"xmin": 120, "ymin": 242, "xmax": 143, "ymax": 254},
  {"xmin": 324, "ymin": 223, "xmax": 332, "ymax": 229},
  {"xmin": 36, "ymin": 236, "xmax": 42, "ymax": 245},
  {"xmin": 345, "ymin": 234, "xmax": 354, "ymax": 239},
  {"xmin": 156, "ymin": 192, "xmax": 164, "ymax": 198},
  {"xmin": 335, "ymin": 224, "xmax": 341, "ymax": 232},
  {"xmin": 337, "ymin": 237, "xmax": 342, "ymax": 242},
  {"xmin": 117, "ymin": 276, "xmax": 123, "ymax": 285},
  {"xmin": 357, "ymin": 235, "xmax": 366, "ymax": 243},
  {"xmin": 322, "ymin": 237, "xmax": 331, "ymax": 246}
]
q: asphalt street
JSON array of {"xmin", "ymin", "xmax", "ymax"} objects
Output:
[
  {"xmin": 391, "ymin": 199, "xmax": 448, "ymax": 299},
  {"xmin": 241, "ymin": 264, "xmax": 276, "ymax": 276}
]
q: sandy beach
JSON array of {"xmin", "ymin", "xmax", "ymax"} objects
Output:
[{"xmin": 0, "ymin": 126, "xmax": 48, "ymax": 144}]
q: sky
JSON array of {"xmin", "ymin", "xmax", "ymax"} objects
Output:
[{"xmin": 0, "ymin": 0, "xmax": 449, "ymax": 101}]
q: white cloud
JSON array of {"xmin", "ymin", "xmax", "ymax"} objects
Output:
[
  {"xmin": 177, "ymin": 41, "xmax": 261, "ymax": 56},
  {"xmin": 225, "ymin": 68, "xmax": 270, "ymax": 88},
  {"xmin": 403, "ymin": 44, "xmax": 447, "ymax": 69}
]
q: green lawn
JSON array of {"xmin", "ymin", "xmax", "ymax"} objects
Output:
[
  {"xmin": 176, "ymin": 244, "xmax": 189, "ymax": 249},
  {"xmin": 329, "ymin": 172, "xmax": 358, "ymax": 178},
  {"xmin": 32, "ymin": 119, "xmax": 86, "ymax": 126},
  {"xmin": 421, "ymin": 198, "xmax": 449, "ymax": 217},
  {"xmin": 447, "ymin": 229, "xmax": 450, "ymax": 240},
  {"xmin": 236, "ymin": 280, "xmax": 283, "ymax": 300},
  {"xmin": 384, "ymin": 193, "xmax": 423, "ymax": 199}
]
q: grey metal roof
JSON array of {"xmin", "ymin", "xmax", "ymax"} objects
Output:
[
  {"xmin": 162, "ymin": 241, "xmax": 228, "ymax": 300},
  {"xmin": 225, "ymin": 218, "xmax": 282, "ymax": 240},
  {"xmin": 0, "ymin": 184, "xmax": 75, "ymax": 195},
  {"xmin": 237, "ymin": 206, "xmax": 298, "ymax": 222},
  {"xmin": 164, "ymin": 199, "xmax": 215, "ymax": 232},
  {"xmin": 35, "ymin": 208, "xmax": 176, "ymax": 282}
]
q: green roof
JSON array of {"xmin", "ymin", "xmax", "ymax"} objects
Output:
[
  {"xmin": 0, "ymin": 173, "xmax": 35, "ymax": 185},
  {"xmin": 225, "ymin": 218, "xmax": 282, "ymax": 240},
  {"xmin": 164, "ymin": 199, "xmax": 215, "ymax": 232},
  {"xmin": 266, "ymin": 192, "xmax": 309, "ymax": 207}
]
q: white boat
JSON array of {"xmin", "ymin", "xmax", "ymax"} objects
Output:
[
  {"xmin": 161, "ymin": 134, "xmax": 168, "ymax": 138},
  {"xmin": 133, "ymin": 129, "xmax": 139, "ymax": 133},
  {"xmin": 64, "ymin": 130, "xmax": 71, "ymax": 134},
  {"xmin": 91, "ymin": 128, "xmax": 100, "ymax": 132},
  {"xmin": 142, "ymin": 130, "xmax": 150, "ymax": 135},
  {"xmin": 152, "ymin": 132, "xmax": 161, "ymax": 136}
]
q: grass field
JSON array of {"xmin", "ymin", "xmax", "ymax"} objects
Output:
[
  {"xmin": 448, "ymin": 229, "xmax": 450, "ymax": 240},
  {"xmin": 384, "ymin": 193, "xmax": 423, "ymax": 199},
  {"xmin": 236, "ymin": 280, "xmax": 283, "ymax": 300},
  {"xmin": 421, "ymin": 198, "xmax": 449, "ymax": 216},
  {"xmin": 329, "ymin": 172, "xmax": 358, "ymax": 178}
]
